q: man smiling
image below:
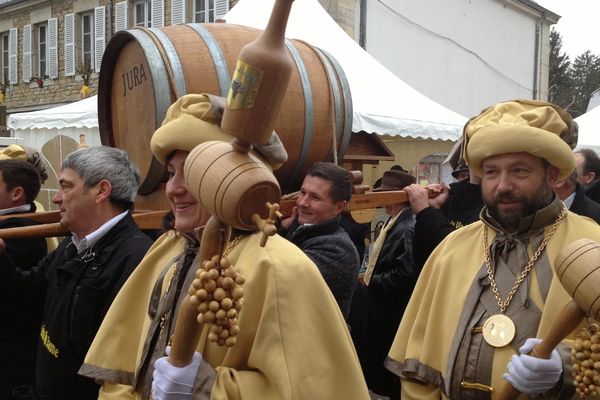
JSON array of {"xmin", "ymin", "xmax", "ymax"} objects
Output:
[
  {"xmin": 280, "ymin": 161, "xmax": 360, "ymax": 319},
  {"xmin": 0, "ymin": 146, "xmax": 152, "ymax": 400}
]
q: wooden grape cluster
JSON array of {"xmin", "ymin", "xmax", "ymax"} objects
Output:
[
  {"xmin": 572, "ymin": 321, "xmax": 600, "ymax": 398},
  {"xmin": 189, "ymin": 255, "xmax": 245, "ymax": 347}
]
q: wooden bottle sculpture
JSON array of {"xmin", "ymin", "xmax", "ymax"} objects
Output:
[
  {"xmin": 220, "ymin": 0, "xmax": 294, "ymax": 145},
  {"xmin": 497, "ymin": 238, "xmax": 600, "ymax": 399},
  {"xmin": 168, "ymin": 0, "xmax": 294, "ymax": 368}
]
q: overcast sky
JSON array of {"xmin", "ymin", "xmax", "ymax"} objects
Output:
[{"xmin": 534, "ymin": 0, "xmax": 600, "ymax": 59}]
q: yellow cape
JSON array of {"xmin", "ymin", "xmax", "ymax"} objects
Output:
[
  {"xmin": 82, "ymin": 230, "xmax": 186, "ymax": 383},
  {"xmin": 83, "ymin": 231, "xmax": 369, "ymax": 399},
  {"xmin": 387, "ymin": 212, "xmax": 600, "ymax": 399}
]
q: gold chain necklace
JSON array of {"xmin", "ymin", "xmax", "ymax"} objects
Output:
[
  {"xmin": 222, "ymin": 234, "xmax": 243, "ymax": 259},
  {"xmin": 481, "ymin": 205, "xmax": 567, "ymax": 347}
]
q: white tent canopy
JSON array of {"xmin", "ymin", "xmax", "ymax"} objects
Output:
[
  {"xmin": 575, "ymin": 105, "xmax": 600, "ymax": 153},
  {"xmin": 7, "ymin": 95, "xmax": 102, "ymax": 150},
  {"xmin": 8, "ymin": 95, "xmax": 99, "ymax": 130},
  {"xmin": 224, "ymin": 0, "xmax": 468, "ymax": 141},
  {"xmin": 5, "ymin": 96, "xmax": 102, "ymax": 209}
]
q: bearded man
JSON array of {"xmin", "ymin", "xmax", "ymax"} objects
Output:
[{"xmin": 386, "ymin": 100, "xmax": 600, "ymax": 399}]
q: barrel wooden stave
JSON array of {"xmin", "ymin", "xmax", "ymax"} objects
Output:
[{"xmin": 110, "ymin": 41, "xmax": 159, "ymax": 188}]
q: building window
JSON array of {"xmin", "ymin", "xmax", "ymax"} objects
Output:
[
  {"xmin": 134, "ymin": 0, "xmax": 151, "ymax": 27},
  {"xmin": 1, "ymin": 32, "xmax": 8, "ymax": 84},
  {"xmin": 81, "ymin": 12, "xmax": 94, "ymax": 70},
  {"xmin": 193, "ymin": 0, "xmax": 215, "ymax": 23},
  {"xmin": 37, "ymin": 22, "xmax": 48, "ymax": 78}
]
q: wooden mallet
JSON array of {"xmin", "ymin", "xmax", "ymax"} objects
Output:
[{"xmin": 496, "ymin": 238, "xmax": 600, "ymax": 399}]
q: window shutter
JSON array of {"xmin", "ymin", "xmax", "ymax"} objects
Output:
[
  {"xmin": 115, "ymin": 1, "xmax": 128, "ymax": 32},
  {"xmin": 64, "ymin": 14, "xmax": 75, "ymax": 76},
  {"xmin": 94, "ymin": 6, "xmax": 106, "ymax": 72},
  {"xmin": 22, "ymin": 25, "xmax": 31, "ymax": 82},
  {"xmin": 47, "ymin": 18, "xmax": 58, "ymax": 78},
  {"xmin": 171, "ymin": 0, "xmax": 185, "ymax": 25},
  {"xmin": 215, "ymin": 0, "xmax": 229, "ymax": 20},
  {"xmin": 9, "ymin": 28, "xmax": 18, "ymax": 84},
  {"xmin": 152, "ymin": 0, "xmax": 164, "ymax": 27}
]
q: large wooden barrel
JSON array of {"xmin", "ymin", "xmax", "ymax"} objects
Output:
[{"xmin": 98, "ymin": 23, "xmax": 352, "ymax": 210}]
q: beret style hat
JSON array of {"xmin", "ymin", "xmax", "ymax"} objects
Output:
[
  {"xmin": 151, "ymin": 94, "xmax": 233, "ymax": 164},
  {"xmin": 463, "ymin": 99, "xmax": 576, "ymax": 180},
  {"xmin": 451, "ymin": 161, "xmax": 470, "ymax": 179},
  {"xmin": 0, "ymin": 144, "xmax": 48, "ymax": 183},
  {"xmin": 373, "ymin": 170, "xmax": 416, "ymax": 192},
  {"xmin": 0, "ymin": 144, "xmax": 27, "ymax": 161},
  {"xmin": 151, "ymin": 93, "xmax": 287, "ymax": 167}
]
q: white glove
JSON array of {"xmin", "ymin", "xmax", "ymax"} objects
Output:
[
  {"xmin": 152, "ymin": 346, "xmax": 202, "ymax": 400},
  {"xmin": 503, "ymin": 338, "xmax": 562, "ymax": 395}
]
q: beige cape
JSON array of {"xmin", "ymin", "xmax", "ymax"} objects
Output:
[
  {"xmin": 387, "ymin": 212, "xmax": 600, "ymax": 399},
  {"xmin": 83, "ymin": 230, "xmax": 369, "ymax": 399}
]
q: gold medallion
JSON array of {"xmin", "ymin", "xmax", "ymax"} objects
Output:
[{"xmin": 482, "ymin": 314, "xmax": 515, "ymax": 347}]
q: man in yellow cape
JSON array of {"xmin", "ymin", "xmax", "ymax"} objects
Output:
[{"xmin": 386, "ymin": 99, "xmax": 600, "ymax": 399}]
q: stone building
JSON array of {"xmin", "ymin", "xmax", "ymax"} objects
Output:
[
  {"xmin": 1, "ymin": 0, "xmax": 561, "ymax": 115},
  {"xmin": 0, "ymin": 0, "xmax": 231, "ymax": 114},
  {"xmin": 0, "ymin": 0, "xmax": 234, "ymax": 209}
]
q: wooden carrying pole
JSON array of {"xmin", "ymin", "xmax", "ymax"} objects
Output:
[
  {"xmin": 0, "ymin": 210, "xmax": 61, "ymax": 224},
  {"xmin": 279, "ymin": 190, "xmax": 412, "ymax": 215},
  {"xmin": 0, "ymin": 190, "xmax": 423, "ymax": 239},
  {"xmin": 0, "ymin": 210, "xmax": 169, "ymax": 239}
]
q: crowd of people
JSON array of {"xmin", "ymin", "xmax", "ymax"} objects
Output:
[{"xmin": 1, "ymin": 98, "xmax": 599, "ymax": 400}]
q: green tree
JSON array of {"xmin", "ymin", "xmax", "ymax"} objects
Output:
[
  {"xmin": 548, "ymin": 29, "xmax": 600, "ymax": 118},
  {"xmin": 548, "ymin": 29, "xmax": 573, "ymax": 109},
  {"xmin": 569, "ymin": 50, "xmax": 600, "ymax": 117}
]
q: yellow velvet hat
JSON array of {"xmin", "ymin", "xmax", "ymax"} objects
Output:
[
  {"xmin": 0, "ymin": 144, "xmax": 49, "ymax": 183},
  {"xmin": 151, "ymin": 94, "xmax": 233, "ymax": 164},
  {"xmin": 0, "ymin": 144, "xmax": 27, "ymax": 161},
  {"xmin": 151, "ymin": 93, "xmax": 287, "ymax": 168},
  {"xmin": 464, "ymin": 99, "xmax": 575, "ymax": 179}
]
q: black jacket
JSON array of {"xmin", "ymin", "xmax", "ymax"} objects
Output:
[
  {"xmin": 441, "ymin": 179, "xmax": 483, "ymax": 228},
  {"xmin": 339, "ymin": 213, "xmax": 369, "ymax": 262},
  {"xmin": 414, "ymin": 180, "xmax": 483, "ymax": 266},
  {"xmin": 367, "ymin": 209, "xmax": 418, "ymax": 315},
  {"xmin": 364, "ymin": 208, "xmax": 419, "ymax": 396},
  {"xmin": 0, "ymin": 212, "xmax": 152, "ymax": 400},
  {"xmin": 585, "ymin": 179, "xmax": 600, "ymax": 204},
  {"xmin": 0, "ymin": 204, "xmax": 48, "ymax": 271},
  {"xmin": 0, "ymin": 206, "xmax": 48, "ymax": 400},
  {"xmin": 570, "ymin": 183, "xmax": 600, "ymax": 224},
  {"xmin": 281, "ymin": 216, "xmax": 360, "ymax": 319}
]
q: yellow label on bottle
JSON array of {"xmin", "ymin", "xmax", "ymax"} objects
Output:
[{"xmin": 227, "ymin": 59, "xmax": 264, "ymax": 110}]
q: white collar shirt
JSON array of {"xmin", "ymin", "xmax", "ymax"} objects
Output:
[
  {"xmin": 71, "ymin": 210, "xmax": 129, "ymax": 254},
  {"xmin": 0, "ymin": 204, "xmax": 32, "ymax": 216}
]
